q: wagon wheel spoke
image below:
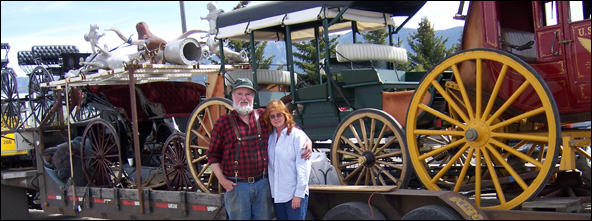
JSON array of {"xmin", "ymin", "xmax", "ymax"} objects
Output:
[
  {"xmin": 332, "ymin": 109, "xmax": 410, "ymax": 189},
  {"xmin": 81, "ymin": 119, "xmax": 123, "ymax": 188},
  {"xmin": 185, "ymin": 97, "xmax": 233, "ymax": 193},
  {"xmin": 406, "ymin": 49, "xmax": 559, "ymax": 210}
]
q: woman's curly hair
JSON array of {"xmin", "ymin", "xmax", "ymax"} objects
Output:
[{"xmin": 263, "ymin": 99, "xmax": 295, "ymax": 135}]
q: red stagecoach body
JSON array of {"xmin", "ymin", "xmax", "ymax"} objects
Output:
[{"xmin": 461, "ymin": 1, "xmax": 590, "ymax": 123}]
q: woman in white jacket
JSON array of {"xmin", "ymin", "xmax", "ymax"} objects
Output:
[{"xmin": 264, "ymin": 99, "xmax": 311, "ymax": 220}]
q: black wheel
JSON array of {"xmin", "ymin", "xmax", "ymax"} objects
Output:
[
  {"xmin": 402, "ymin": 205, "xmax": 463, "ymax": 220},
  {"xmin": 162, "ymin": 133, "xmax": 197, "ymax": 191},
  {"xmin": 1, "ymin": 68, "xmax": 21, "ymax": 130},
  {"xmin": 80, "ymin": 119, "xmax": 123, "ymax": 187},
  {"xmin": 322, "ymin": 201, "xmax": 385, "ymax": 220},
  {"xmin": 331, "ymin": 109, "xmax": 410, "ymax": 188},
  {"xmin": 28, "ymin": 66, "xmax": 56, "ymax": 126}
]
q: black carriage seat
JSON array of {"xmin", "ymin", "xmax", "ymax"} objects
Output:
[
  {"xmin": 17, "ymin": 51, "xmax": 37, "ymax": 74},
  {"xmin": 17, "ymin": 51, "xmax": 36, "ymax": 66},
  {"xmin": 31, "ymin": 45, "xmax": 80, "ymax": 66},
  {"xmin": 31, "ymin": 45, "xmax": 80, "ymax": 77},
  {"xmin": 500, "ymin": 28, "xmax": 537, "ymax": 62}
]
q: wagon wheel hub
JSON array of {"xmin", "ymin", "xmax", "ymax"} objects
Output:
[
  {"xmin": 465, "ymin": 129, "xmax": 478, "ymax": 141},
  {"xmin": 466, "ymin": 120, "xmax": 490, "ymax": 147},
  {"xmin": 174, "ymin": 162, "xmax": 183, "ymax": 170},
  {"xmin": 358, "ymin": 151, "xmax": 376, "ymax": 167}
]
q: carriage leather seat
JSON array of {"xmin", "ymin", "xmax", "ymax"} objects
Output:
[{"xmin": 500, "ymin": 28, "xmax": 537, "ymax": 62}]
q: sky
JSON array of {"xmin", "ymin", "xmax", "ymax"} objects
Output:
[{"xmin": 1, "ymin": 1, "xmax": 466, "ymax": 77}]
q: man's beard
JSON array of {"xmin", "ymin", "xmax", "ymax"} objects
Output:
[{"xmin": 233, "ymin": 100, "xmax": 253, "ymax": 116}]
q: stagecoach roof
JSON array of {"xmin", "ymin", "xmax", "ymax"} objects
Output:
[{"xmin": 215, "ymin": 1, "xmax": 426, "ymax": 41}]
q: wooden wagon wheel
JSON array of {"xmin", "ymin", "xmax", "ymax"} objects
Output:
[
  {"xmin": 28, "ymin": 66, "xmax": 56, "ymax": 126},
  {"xmin": 331, "ymin": 108, "xmax": 411, "ymax": 189},
  {"xmin": 80, "ymin": 118, "xmax": 123, "ymax": 187},
  {"xmin": 405, "ymin": 48, "xmax": 560, "ymax": 210},
  {"xmin": 1, "ymin": 68, "xmax": 20, "ymax": 130},
  {"xmin": 185, "ymin": 97, "xmax": 233, "ymax": 193},
  {"xmin": 162, "ymin": 133, "xmax": 198, "ymax": 191}
]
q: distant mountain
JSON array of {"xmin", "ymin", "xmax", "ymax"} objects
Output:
[{"xmin": 17, "ymin": 76, "xmax": 28, "ymax": 94}]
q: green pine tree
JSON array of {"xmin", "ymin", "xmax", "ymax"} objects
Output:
[
  {"xmin": 227, "ymin": 40, "xmax": 274, "ymax": 69},
  {"xmin": 293, "ymin": 35, "xmax": 339, "ymax": 86},
  {"xmin": 450, "ymin": 34, "xmax": 463, "ymax": 54},
  {"xmin": 361, "ymin": 29, "xmax": 387, "ymax": 45},
  {"xmin": 406, "ymin": 17, "xmax": 455, "ymax": 71}
]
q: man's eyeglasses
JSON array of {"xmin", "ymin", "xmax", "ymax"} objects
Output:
[{"xmin": 270, "ymin": 113, "xmax": 283, "ymax": 119}]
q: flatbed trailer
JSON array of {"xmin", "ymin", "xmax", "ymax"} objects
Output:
[{"xmin": 3, "ymin": 169, "xmax": 589, "ymax": 220}]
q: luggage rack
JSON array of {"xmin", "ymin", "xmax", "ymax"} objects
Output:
[{"xmin": 43, "ymin": 63, "xmax": 238, "ymax": 87}]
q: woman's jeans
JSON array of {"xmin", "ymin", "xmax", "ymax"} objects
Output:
[
  {"xmin": 224, "ymin": 177, "xmax": 272, "ymax": 220},
  {"xmin": 273, "ymin": 194, "xmax": 309, "ymax": 220}
]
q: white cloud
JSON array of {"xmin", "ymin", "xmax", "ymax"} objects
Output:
[{"xmin": 405, "ymin": 1, "xmax": 466, "ymax": 30}]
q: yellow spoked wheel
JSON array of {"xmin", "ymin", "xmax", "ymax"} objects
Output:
[
  {"xmin": 185, "ymin": 97, "xmax": 233, "ymax": 193},
  {"xmin": 331, "ymin": 108, "xmax": 410, "ymax": 188},
  {"xmin": 405, "ymin": 48, "xmax": 560, "ymax": 210}
]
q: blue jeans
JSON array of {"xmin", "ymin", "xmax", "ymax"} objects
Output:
[
  {"xmin": 224, "ymin": 177, "xmax": 272, "ymax": 220},
  {"xmin": 273, "ymin": 194, "xmax": 309, "ymax": 220}
]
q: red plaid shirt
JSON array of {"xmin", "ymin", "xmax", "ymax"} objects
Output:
[{"xmin": 207, "ymin": 108, "xmax": 270, "ymax": 178}]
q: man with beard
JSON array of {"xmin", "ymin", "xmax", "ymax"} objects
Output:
[{"xmin": 207, "ymin": 78, "xmax": 312, "ymax": 220}]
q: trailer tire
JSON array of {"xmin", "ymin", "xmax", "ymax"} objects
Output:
[
  {"xmin": 322, "ymin": 201, "xmax": 385, "ymax": 220},
  {"xmin": 402, "ymin": 205, "xmax": 463, "ymax": 220}
]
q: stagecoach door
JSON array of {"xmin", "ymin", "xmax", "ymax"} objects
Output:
[
  {"xmin": 561, "ymin": 1, "xmax": 591, "ymax": 106},
  {"xmin": 533, "ymin": 1, "xmax": 566, "ymax": 63},
  {"xmin": 533, "ymin": 1, "xmax": 591, "ymax": 111}
]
